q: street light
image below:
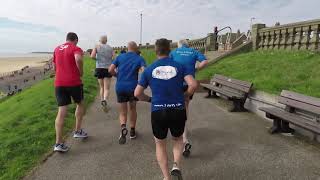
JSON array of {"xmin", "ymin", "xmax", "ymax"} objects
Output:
[
  {"xmin": 250, "ymin": 17, "xmax": 256, "ymax": 29},
  {"xmin": 140, "ymin": 13, "xmax": 142, "ymax": 44}
]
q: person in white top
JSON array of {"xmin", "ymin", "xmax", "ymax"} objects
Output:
[{"xmin": 90, "ymin": 35, "xmax": 114, "ymax": 112}]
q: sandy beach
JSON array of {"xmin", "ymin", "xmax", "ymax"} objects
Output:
[{"xmin": 0, "ymin": 56, "xmax": 51, "ymax": 74}]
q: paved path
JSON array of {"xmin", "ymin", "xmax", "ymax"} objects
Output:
[{"xmin": 26, "ymin": 84, "xmax": 320, "ymax": 180}]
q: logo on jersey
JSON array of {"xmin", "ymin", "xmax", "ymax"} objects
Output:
[
  {"xmin": 59, "ymin": 45, "xmax": 69, "ymax": 50},
  {"xmin": 152, "ymin": 66, "xmax": 177, "ymax": 80}
]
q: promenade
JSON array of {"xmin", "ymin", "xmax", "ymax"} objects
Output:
[{"xmin": 25, "ymin": 84, "xmax": 320, "ymax": 180}]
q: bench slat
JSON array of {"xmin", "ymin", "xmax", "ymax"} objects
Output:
[
  {"xmin": 259, "ymin": 107, "xmax": 320, "ymax": 134},
  {"xmin": 200, "ymin": 83, "xmax": 243, "ymax": 99},
  {"xmin": 214, "ymin": 74, "xmax": 252, "ymax": 88},
  {"xmin": 281, "ymin": 90, "xmax": 320, "ymax": 107},
  {"xmin": 212, "ymin": 78, "xmax": 251, "ymax": 93},
  {"xmin": 278, "ymin": 96, "xmax": 320, "ymax": 115}
]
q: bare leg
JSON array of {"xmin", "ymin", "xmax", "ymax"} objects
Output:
[
  {"xmin": 155, "ymin": 137, "xmax": 171, "ymax": 180},
  {"xmin": 98, "ymin": 79, "xmax": 104, "ymax": 101},
  {"xmin": 119, "ymin": 103, "xmax": 128, "ymax": 126},
  {"xmin": 75, "ymin": 102, "xmax": 85, "ymax": 131},
  {"xmin": 183, "ymin": 99, "xmax": 190, "ymax": 144},
  {"xmin": 55, "ymin": 106, "xmax": 68, "ymax": 144},
  {"xmin": 129, "ymin": 101, "xmax": 137, "ymax": 129},
  {"xmin": 172, "ymin": 136, "xmax": 184, "ymax": 168},
  {"xmin": 103, "ymin": 78, "xmax": 111, "ymax": 100}
]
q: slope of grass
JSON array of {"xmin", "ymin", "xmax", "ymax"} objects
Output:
[
  {"xmin": 0, "ymin": 57, "xmax": 98, "ymax": 180},
  {"xmin": 141, "ymin": 48, "xmax": 157, "ymax": 65},
  {"xmin": 196, "ymin": 50, "xmax": 320, "ymax": 97}
]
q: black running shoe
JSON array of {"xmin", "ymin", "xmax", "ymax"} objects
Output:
[
  {"xmin": 182, "ymin": 143, "xmax": 192, "ymax": 158},
  {"xmin": 171, "ymin": 163, "xmax": 183, "ymax": 180},
  {"xmin": 130, "ymin": 128, "xmax": 137, "ymax": 139},
  {"xmin": 101, "ymin": 100, "xmax": 109, "ymax": 113},
  {"xmin": 119, "ymin": 127, "xmax": 128, "ymax": 145}
]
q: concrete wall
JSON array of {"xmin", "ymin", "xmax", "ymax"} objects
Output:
[
  {"xmin": 252, "ymin": 19, "xmax": 320, "ymax": 51},
  {"xmin": 113, "ymin": 33, "xmax": 218, "ymax": 52}
]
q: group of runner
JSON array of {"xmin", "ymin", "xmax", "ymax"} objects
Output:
[{"xmin": 52, "ymin": 32, "xmax": 208, "ymax": 180}]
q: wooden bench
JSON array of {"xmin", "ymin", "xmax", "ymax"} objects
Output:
[
  {"xmin": 259, "ymin": 90, "xmax": 320, "ymax": 136},
  {"xmin": 200, "ymin": 74, "xmax": 253, "ymax": 112}
]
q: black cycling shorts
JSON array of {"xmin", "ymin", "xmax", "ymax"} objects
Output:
[
  {"xmin": 116, "ymin": 91, "xmax": 138, "ymax": 103},
  {"xmin": 151, "ymin": 108, "xmax": 187, "ymax": 140},
  {"xmin": 95, "ymin": 68, "xmax": 112, "ymax": 79},
  {"xmin": 55, "ymin": 85, "xmax": 84, "ymax": 106}
]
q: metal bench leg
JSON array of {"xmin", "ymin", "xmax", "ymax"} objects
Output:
[
  {"xmin": 281, "ymin": 121, "xmax": 295, "ymax": 134},
  {"xmin": 230, "ymin": 99, "xmax": 246, "ymax": 112},
  {"xmin": 269, "ymin": 118, "xmax": 282, "ymax": 134}
]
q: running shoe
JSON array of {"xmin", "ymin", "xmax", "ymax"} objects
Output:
[
  {"xmin": 101, "ymin": 100, "xmax": 110, "ymax": 113},
  {"xmin": 182, "ymin": 142, "xmax": 192, "ymax": 158},
  {"xmin": 171, "ymin": 163, "xmax": 183, "ymax": 180},
  {"xmin": 130, "ymin": 128, "xmax": 137, "ymax": 139},
  {"xmin": 73, "ymin": 129, "xmax": 88, "ymax": 139},
  {"xmin": 53, "ymin": 143, "xmax": 69, "ymax": 152},
  {"xmin": 119, "ymin": 127, "xmax": 128, "ymax": 144}
]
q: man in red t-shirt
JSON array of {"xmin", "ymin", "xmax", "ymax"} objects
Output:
[{"xmin": 53, "ymin": 32, "xmax": 88, "ymax": 152}]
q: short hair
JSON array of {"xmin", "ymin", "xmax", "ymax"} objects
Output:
[
  {"xmin": 155, "ymin": 38, "xmax": 171, "ymax": 56},
  {"xmin": 100, "ymin": 35, "xmax": 108, "ymax": 44},
  {"xmin": 66, "ymin": 32, "xmax": 78, "ymax": 42},
  {"xmin": 178, "ymin": 39, "xmax": 189, "ymax": 47}
]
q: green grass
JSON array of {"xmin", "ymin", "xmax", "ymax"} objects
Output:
[
  {"xmin": 0, "ymin": 57, "xmax": 98, "ymax": 180},
  {"xmin": 196, "ymin": 50, "xmax": 320, "ymax": 97},
  {"xmin": 140, "ymin": 49, "xmax": 157, "ymax": 65}
]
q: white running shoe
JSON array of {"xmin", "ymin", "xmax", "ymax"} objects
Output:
[
  {"xmin": 73, "ymin": 129, "xmax": 88, "ymax": 138},
  {"xmin": 53, "ymin": 143, "xmax": 69, "ymax": 152},
  {"xmin": 171, "ymin": 163, "xmax": 183, "ymax": 180}
]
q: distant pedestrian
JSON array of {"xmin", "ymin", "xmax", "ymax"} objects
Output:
[
  {"xmin": 120, "ymin": 49, "xmax": 126, "ymax": 54},
  {"xmin": 109, "ymin": 41, "xmax": 146, "ymax": 144},
  {"xmin": 90, "ymin": 35, "xmax": 114, "ymax": 112},
  {"xmin": 135, "ymin": 38, "xmax": 197, "ymax": 180},
  {"xmin": 52, "ymin": 32, "xmax": 88, "ymax": 153},
  {"xmin": 170, "ymin": 39, "xmax": 208, "ymax": 158}
]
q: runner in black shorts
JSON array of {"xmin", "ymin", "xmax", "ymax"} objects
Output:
[
  {"xmin": 135, "ymin": 38, "xmax": 198, "ymax": 180},
  {"xmin": 91, "ymin": 35, "xmax": 114, "ymax": 112},
  {"xmin": 52, "ymin": 32, "xmax": 88, "ymax": 153},
  {"xmin": 109, "ymin": 41, "xmax": 146, "ymax": 144}
]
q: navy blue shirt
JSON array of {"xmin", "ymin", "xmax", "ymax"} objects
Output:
[
  {"xmin": 112, "ymin": 52, "xmax": 146, "ymax": 93},
  {"xmin": 138, "ymin": 57, "xmax": 192, "ymax": 112},
  {"xmin": 170, "ymin": 45, "xmax": 206, "ymax": 77}
]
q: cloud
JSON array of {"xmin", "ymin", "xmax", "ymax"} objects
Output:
[{"xmin": 0, "ymin": 0, "xmax": 319, "ymax": 52}]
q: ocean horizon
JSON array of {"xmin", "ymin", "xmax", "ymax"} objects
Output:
[{"xmin": 0, "ymin": 52, "xmax": 52, "ymax": 58}]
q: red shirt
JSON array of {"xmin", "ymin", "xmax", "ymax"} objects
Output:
[{"xmin": 53, "ymin": 42, "xmax": 83, "ymax": 87}]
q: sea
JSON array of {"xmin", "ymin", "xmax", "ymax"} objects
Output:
[{"xmin": 0, "ymin": 53, "xmax": 52, "ymax": 59}]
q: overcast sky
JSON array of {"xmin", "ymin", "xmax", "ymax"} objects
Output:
[{"xmin": 0, "ymin": 0, "xmax": 319, "ymax": 53}]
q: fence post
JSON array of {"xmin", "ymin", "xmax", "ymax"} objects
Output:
[{"xmin": 251, "ymin": 23, "xmax": 266, "ymax": 50}]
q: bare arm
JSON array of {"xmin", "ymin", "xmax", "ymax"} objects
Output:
[
  {"xmin": 75, "ymin": 54, "xmax": 83, "ymax": 77},
  {"xmin": 196, "ymin": 60, "xmax": 208, "ymax": 71},
  {"xmin": 108, "ymin": 64, "xmax": 117, "ymax": 76},
  {"xmin": 134, "ymin": 85, "xmax": 151, "ymax": 102},
  {"xmin": 184, "ymin": 75, "xmax": 198, "ymax": 96},
  {"xmin": 90, "ymin": 46, "xmax": 97, "ymax": 59}
]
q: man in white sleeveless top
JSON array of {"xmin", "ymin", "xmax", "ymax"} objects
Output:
[{"xmin": 90, "ymin": 35, "xmax": 114, "ymax": 112}]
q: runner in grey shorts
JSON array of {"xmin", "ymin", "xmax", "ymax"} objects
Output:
[{"xmin": 90, "ymin": 35, "xmax": 114, "ymax": 112}]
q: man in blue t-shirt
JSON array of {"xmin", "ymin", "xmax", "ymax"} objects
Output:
[
  {"xmin": 135, "ymin": 39, "xmax": 197, "ymax": 180},
  {"xmin": 109, "ymin": 41, "xmax": 146, "ymax": 145},
  {"xmin": 170, "ymin": 39, "xmax": 208, "ymax": 158}
]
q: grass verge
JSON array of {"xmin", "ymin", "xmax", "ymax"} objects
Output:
[
  {"xmin": 0, "ymin": 56, "xmax": 98, "ymax": 180},
  {"xmin": 196, "ymin": 50, "xmax": 320, "ymax": 97}
]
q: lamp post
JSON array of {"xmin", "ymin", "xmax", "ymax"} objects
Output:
[
  {"xmin": 140, "ymin": 13, "xmax": 143, "ymax": 45},
  {"xmin": 250, "ymin": 17, "xmax": 256, "ymax": 29}
]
